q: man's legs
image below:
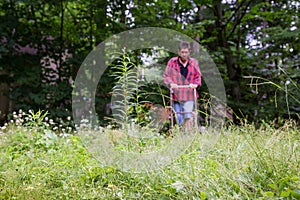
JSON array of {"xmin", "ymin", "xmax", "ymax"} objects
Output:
[
  {"xmin": 174, "ymin": 102, "xmax": 183, "ymax": 125},
  {"xmin": 183, "ymin": 101, "xmax": 194, "ymax": 132},
  {"xmin": 174, "ymin": 101, "xmax": 194, "ymax": 131}
]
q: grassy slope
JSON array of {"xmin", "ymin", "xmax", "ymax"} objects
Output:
[{"xmin": 0, "ymin": 123, "xmax": 299, "ymax": 200}]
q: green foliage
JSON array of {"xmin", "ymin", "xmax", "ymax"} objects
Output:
[
  {"xmin": 243, "ymin": 65, "xmax": 300, "ymax": 123},
  {"xmin": 0, "ymin": 119, "xmax": 299, "ymax": 199},
  {"xmin": 4, "ymin": 109, "xmax": 74, "ymax": 135},
  {"xmin": 110, "ymin": 53, "xmax": 150, "ymax": 130},
  {"xmin": 1, "ymin": 0, "xmax": 300, "ymax": 126},
  {"xmin": 24, "ymin": 110, "xmax": 49, "ymax": 129}
]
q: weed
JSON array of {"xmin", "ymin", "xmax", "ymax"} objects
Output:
[{"xmin": 0, "ymin": 117, "xmax": 299, "ymax": 199}]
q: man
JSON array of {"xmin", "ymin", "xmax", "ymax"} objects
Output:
[{"xmin": 163, "ymin": 41, "xmax": 202, "ymax": 131}]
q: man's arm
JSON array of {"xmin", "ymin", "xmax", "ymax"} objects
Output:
[
  {"xmin": 163, "ymin": 61, "xmax": 177, "ymax": 88},
  {"xmin": 192, "ymin": 60, "xmax": 202, "ymax": 87}
]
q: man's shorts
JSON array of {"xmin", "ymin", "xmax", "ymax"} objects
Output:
[{"xmin": 174, "ymin": 101, "xmax": 194, "ymax": 125}]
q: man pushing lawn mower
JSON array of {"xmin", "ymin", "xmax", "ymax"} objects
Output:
[{"xmin": 163, "ymin": 41, "xmax": 202, "ymax": 132}]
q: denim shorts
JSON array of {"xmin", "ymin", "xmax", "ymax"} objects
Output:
[{"xmin": 174, "ymin": 101, "xmax": 194, "ymax": 125}]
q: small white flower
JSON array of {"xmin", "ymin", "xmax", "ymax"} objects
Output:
[
  {"xmin": 45, "ymin": 117, "xmax": 49, "ymax": 121},
  {"xmin": 117, "ymin": 191, "xmax": 122, "ymax": 197},
  {"xmin": 67, "ymin": 116, "xmax": 71, "ymax": 121},
  {"xmin": 107, "ymin": 125, "xmax": 112, "ymax": 129},
  {"xmin": 199, "ymin": 126, "xmax": 206, "ymax": 133}
]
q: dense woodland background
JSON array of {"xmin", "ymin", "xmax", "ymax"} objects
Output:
[{"xmin": 0, "ymin": 0, "xmax": 299, "ymax": 126}]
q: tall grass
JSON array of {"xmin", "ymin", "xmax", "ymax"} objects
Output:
[
  {"xmin": 244, "ymin": 65, "xmax": 300, "ymax": 122},
  {"xmin": 0, "ymin": 117, "xmax": 299, "ymax": 199}
]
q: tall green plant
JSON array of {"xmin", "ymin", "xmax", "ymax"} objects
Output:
[{"xmin": 110, "ymin": 53, "xmax": 145, "ymax": 131}]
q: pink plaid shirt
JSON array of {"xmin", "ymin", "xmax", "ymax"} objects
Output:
[{"xmin": 164, "ymin": 56, "xmax": 202, "ymax": 101}]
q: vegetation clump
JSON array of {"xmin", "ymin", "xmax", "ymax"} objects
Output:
[{"xmin": 0, "ymin": 111, "xmax": 299, "ymax": 199}]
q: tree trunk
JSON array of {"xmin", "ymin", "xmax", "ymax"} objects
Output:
[
  {"xmin": 214, "ymin": 1, "xmax": 241, "ymax": 102},
  {"xmin": 59, "ymin": 0, "xmax": 65, "ymax": 82}
]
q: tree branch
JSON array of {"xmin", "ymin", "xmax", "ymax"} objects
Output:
[
  {"xmin": 226, "ymin": 0, "xmax": 247, "ymax": 23},
  {"xmin": 227, "ymin": 0, "xmax": 253, "ymax": 40}
]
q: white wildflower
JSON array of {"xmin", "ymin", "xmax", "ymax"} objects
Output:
[{"xmin": 107, "ymin": 125, "xmax": 112, "ymax": 129}]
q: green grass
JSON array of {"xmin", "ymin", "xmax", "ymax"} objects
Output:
[{"xmin": 0, "ymin": 122, "xmax": 299, "ymax": 199}]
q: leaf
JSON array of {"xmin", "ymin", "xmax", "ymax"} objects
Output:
[
  {"xmin": 280, "ymin": 190, "xmax": 290, "ymax": 197},
  {"xmin": 264, "ymin": 191, "xmax": 275, "ymax": 197},
  {"xmin": 291, "ymin": 190, "xmax": 300, "ymax": 198}
]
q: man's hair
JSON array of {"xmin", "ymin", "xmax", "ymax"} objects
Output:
[{"xmin": 179, "ymin": 41, "xmax": 190, "ymax": 50}]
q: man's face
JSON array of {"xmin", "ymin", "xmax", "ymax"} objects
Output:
[{"xmin": 178, "ymin": 48, "xmax": 190, "ymax": 62}]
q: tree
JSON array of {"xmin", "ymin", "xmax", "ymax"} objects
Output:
[{"xmin": 0, "ymin": 0, "xmax": 299, "ymax": 125}]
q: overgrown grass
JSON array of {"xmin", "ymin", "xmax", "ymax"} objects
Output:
[{"xmin": 0, "ymin": 120, "xmax": 299, "ymax": 199}]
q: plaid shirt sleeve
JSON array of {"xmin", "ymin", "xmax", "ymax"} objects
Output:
[
  {"xmin": 163, "ymin": 58, "xmax": 177, "ymax": 87},
  {"xmin": 191, "ymin": 59, "xmax": 202, "ymax": 86}
]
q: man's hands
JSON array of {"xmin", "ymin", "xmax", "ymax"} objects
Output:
[
  {"xmin": 189, "ymin": 83, "xmax": 198, "ymax": 88},
  {"xmin": 170, "ymin": 83, "xmax": 197, "ymax": 88},
  {"xmin": 170, "ymin": 83, "xmax": 178, "ymax": 88}
]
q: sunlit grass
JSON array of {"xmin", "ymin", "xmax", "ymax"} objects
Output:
[{"xmin": 0, "ymin": 117, "xmax": 299, "ymax": 199}]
